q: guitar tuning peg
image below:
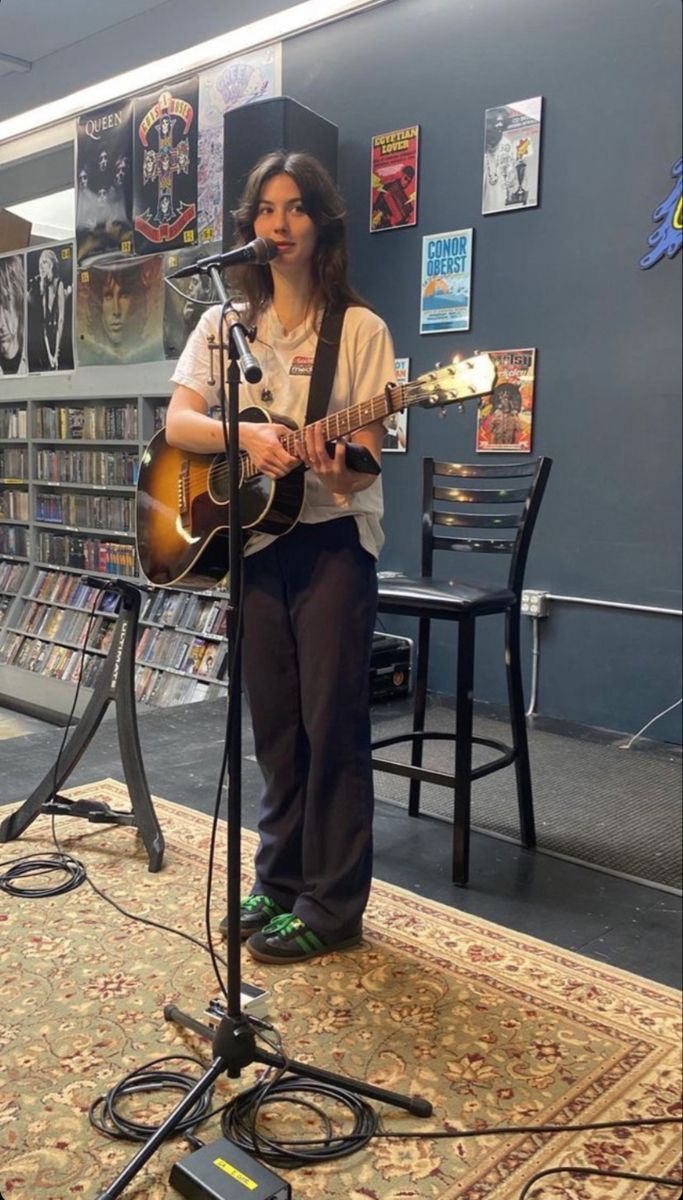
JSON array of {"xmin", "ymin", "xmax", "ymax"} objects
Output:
[{"xmin": 434, "ymin": 361, "xmax": 442, "ymax": 369}]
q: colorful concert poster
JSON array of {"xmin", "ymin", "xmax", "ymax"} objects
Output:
[
  {"xmin": 383, "ymin": 357, "xmax": 410, "ymax": 452},
  {"xmin": 162, "ymin": 244, "xmax": 220, "ymax": 360},
  {"xmin": 419, "ymin": 229, "xmax": 473, "ymax": 334},
  {"xmin": 0, "ymin": 252, "xmax": 27, "ymax": 377},
  {"xmin": 475, "ymin": 348, "xmax": 536, "ymax": 453},
  {"xmin": 26, "ymin": 243, "xmax": 75, "ymax": 373},
  {"xmin": 482, "ymin": 96, "xmax": 543, "ymax": 215},
  {"xmin": 197, "ymin": 46, "xmax": 281, "ymax": 245},
  {"xmin": 370, "ymin": 125, "xmax": 419, "ymax": 232},
  {"xmin": 133, "ymin": 81, "xmax": 199, "ymax": 255},
  {"xmin": 76, "ymin": 256, "xmax": 164, "ymax": 366},
  {"xmin": 76, "ymin": 99, "xmax": 134, "ymax": 264}
]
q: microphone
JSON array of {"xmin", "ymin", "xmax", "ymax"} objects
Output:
[{"xmin": 168, "ymin": 237, "xmax": 278, "ymax": 279}]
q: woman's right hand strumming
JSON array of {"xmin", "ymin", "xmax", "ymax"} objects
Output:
[{"xmin": 239, "ymin": 421, "xmax": 302, "ymax": 479}]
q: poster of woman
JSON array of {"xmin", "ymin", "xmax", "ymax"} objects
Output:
[
  {"xmin": 26, "ymin": 244, "xmax": 75, "ymax": 373},
  {"xmin": 0, "ymin": 253, "xmax": 27, "ymax": 377},
  {"xmin": 476, "ymin": 348, "xmax": 536, "ymax": 452}
]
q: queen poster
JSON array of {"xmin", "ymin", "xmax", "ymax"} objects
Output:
[
  {"xmin": 133, "ymin": 81, "xmax": 199, "ymax": 255},
  {"xmin": 476, "ymin": 348, "xmax": 536, "ymax": 453},
  {"xmin": 76, "ymin": 99, "xmax": 134, "ymax": 264}
]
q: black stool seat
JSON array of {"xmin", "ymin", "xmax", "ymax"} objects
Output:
[
  {"xmin": 377, "ymin": 575, "xmax": 516, "ymax": 618},
  {"xmin": 372, "ymin": 457, "xmax": 552, "ymax": 886}
]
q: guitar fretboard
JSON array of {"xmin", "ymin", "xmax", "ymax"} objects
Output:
[{"xmin": 240, "ymin": 384, "xmax": 405, "ymax": 480}]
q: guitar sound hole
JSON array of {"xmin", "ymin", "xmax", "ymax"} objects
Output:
[{"xmin": 207, "ymin": 455, "xmax": 230, "ymax": 504}]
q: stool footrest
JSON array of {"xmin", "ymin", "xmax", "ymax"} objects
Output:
[{"xmin": 372, "ymin": 731, "xmax": 516, "ymax": 786}]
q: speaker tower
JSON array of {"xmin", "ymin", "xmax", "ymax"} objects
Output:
[{"xmin": 222, "ymin": 96, "xmax": 338, "ymax": 248}]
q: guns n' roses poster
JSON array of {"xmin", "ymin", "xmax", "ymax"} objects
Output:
[
  {"xmin": 370, "ymin": 126, "xmax": 419, "ymax": 232},
  {"xmin": 476, "ymin": 348, "xmax": 536, "ymax": 453},
  {"xmin": 26, "ymin": 243, "xmax": 75, "ymax": 373},
  {"xmin": 76, "ymin": 256, "xmax": 164, "ymax": 366},
  {"xmin": 76, "ymin": 100, "xmax": 134, "ymax": 264},
  {"xmin": 133, "ymin": 82, "xmax": 199, "ymax": 255}
]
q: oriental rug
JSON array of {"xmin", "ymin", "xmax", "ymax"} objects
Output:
[{"xmin": 0, "ymin": 779, "xmax": 681, "ymax": 1200}]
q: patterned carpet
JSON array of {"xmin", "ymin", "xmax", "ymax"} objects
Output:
[{"xmin": 0, "ymin": 779, "xmax": 681, "ymax": 1200}]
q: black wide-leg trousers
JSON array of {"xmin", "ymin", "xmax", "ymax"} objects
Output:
[{"xmin": 242, "ymin": 517, "xmax": 377, "ymax": 938}]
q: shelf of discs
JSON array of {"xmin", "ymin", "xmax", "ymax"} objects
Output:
[
  {"xmin": 0, "ymin": 393, "xmax": 228, "ymax": 719},
  {"xmin": 0, "ymin": 401, "xmax": 29, "ymax": 562}
]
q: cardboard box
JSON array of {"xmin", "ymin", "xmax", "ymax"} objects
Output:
[{"xmin": 0, "ymin": 208, "xmax": 32, "ymax": 253}]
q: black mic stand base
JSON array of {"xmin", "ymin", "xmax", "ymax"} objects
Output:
[{"xmin": 96, "ymin": 1007, "xmax": 432, "ymax": 1200}]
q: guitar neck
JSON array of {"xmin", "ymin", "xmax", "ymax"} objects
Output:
[{"xmin": 241, "ymin": 385, "xmax": 404, "ymax": 480}]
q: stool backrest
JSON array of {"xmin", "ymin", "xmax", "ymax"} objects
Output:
[{"xmin": 422, "ymin": 457, "xmax": 552, "ymax": 595}]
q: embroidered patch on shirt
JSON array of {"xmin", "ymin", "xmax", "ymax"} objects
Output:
[{"xmin": 289, "ymin": 356, "xmax": 315, "ymax": 376}]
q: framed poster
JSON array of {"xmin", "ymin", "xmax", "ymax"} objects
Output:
[
  {"xmin": 383, "ymin": 357, "xmax": 410, "ymax": 451},
  {"xmin": 419, "ymin": 229, "xmax": 472, "ymax": 334},
  {"xmin": 370, "ymin": 126, "xmax": 419, "ymax": 232},
  {"xmin": 0, "ymin": 252, "xmax": 27, "ymax": 376},
  {"xmin": 482, "ymin": 96, "xmax": 543, "ymax": 215},
  {"xmin": 26, "ymin": 243, "xmax": 74, "ymax": 373},
  {"xmin": 476, "ymin": 348, "xmax": 536, "ymax": 453}
]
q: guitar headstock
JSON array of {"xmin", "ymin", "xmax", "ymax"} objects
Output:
[{"xmin": 412, "ymin": 354, "xmax": 497, "ymax": 409}]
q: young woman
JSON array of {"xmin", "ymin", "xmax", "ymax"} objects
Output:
[
  {"xmin": 38, "ymin": 249, "xmax": 66, "ymax": 371},
  {"xmin": 166, "ymin": 152, "xmax": 395, "ymax": 965}
]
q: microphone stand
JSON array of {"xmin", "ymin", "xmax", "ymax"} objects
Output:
[{"xmin": 97, "ymin": 271, "xmax": 431, "ymax": 1200}]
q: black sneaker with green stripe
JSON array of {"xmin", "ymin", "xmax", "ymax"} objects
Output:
[
  {"xmin": 219, "ymin": 895, "xmax": 287, "ymax": 942},
  {"xmin": 246, "ymin": 913, "xmax": 362, "ymax": 963}
]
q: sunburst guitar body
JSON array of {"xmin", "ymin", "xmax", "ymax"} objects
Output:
[{"xmin": 135, "ymin": 354, "xmax": 497, "ymax": 589}]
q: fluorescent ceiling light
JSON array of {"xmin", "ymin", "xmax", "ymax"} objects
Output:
[
  {"xmin": 0, "ymin": 0, "xmax": 389, "ymax": 145},
  {"xmin": 7, "ymin": 188, "xmax": 75, "ymax": 241}
]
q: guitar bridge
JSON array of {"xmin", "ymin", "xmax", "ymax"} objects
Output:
[{"xmin": 178, "ymin": 458, "xmax": 191, "ymax": 528}]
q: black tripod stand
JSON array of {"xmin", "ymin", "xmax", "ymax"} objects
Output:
[
  {"xmin": 0, "ymin": 577, "xmax": 164, "ymax": 872},
  {"xmin": 97, "ymin": 273, "xmax": 431, "ymax": 1200}
]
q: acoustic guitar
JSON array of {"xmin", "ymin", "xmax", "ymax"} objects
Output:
[{"xmin": 135, "ymin": 353, "xmax": 496, "ymax": 589}]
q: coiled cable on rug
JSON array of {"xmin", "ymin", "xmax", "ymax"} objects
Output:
[
  {"xmin": 88, "ymin": 1055, "xmax": 217, "ymax": 1142},
  {"xmin": 0, "ymin": 850, "xmax": 86, "ymax": 897}
]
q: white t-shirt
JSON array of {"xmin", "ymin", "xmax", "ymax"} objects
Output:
[{"xmin": 171, "ymin": 302, "xmax": 396, "ymax": 559}]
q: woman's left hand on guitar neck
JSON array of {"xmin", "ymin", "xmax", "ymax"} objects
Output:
[{"xmin": 303, "ymin": 420, "xmax": 384, "ymax": 495}]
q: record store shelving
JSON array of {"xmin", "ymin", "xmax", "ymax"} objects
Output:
[{"xmin": 0, "ymin": 391, "xmax": 228, "ymax": 722}]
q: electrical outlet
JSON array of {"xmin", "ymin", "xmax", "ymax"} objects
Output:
[{"xmin": 521, "ymin": 590, "xmax": 549, "ymax": 618}]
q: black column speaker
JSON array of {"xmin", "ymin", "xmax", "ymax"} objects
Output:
[{"xmin": 222, "ymin": 96, "xmax": 338, "ymax": 248}]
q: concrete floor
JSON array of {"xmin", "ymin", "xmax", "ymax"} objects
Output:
[{"xmin": 0, "ymin": 699, "xmax": 681, "ymax": 989}]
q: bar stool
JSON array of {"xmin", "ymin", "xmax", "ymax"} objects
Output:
[{"xmin": 372, "ymin": 456, "xmax": 552, "ymax": 885}]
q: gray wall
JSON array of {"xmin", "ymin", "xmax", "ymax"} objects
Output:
[
  {"xmin": 284, "ymin": 0, "xmax": 682, "ymax": 742},
  {"xmin": 1, "ymin": 0, "xmax": 681, "ymax": 740}
]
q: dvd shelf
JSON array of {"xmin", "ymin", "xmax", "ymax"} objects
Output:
[
  {"xmin": 0, "ymin": 565, "xmax": 228, "ymax": 716},
  {"xmin": 0, "ymin": 400, "xmax": 29, "ymax": 560},
  {"xmin": 0, "ymin": 391, "xmax": 230, "ymax": 716}
]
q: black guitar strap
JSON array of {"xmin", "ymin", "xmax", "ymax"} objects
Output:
[{"xmin": 305, "ymin": 305, "xmax": 347, "ymax": 426}]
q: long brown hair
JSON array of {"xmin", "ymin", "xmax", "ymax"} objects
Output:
[{"xmin": 229, "ymin": 151, "xmax": 367, "ymax": 326}]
